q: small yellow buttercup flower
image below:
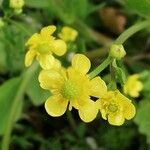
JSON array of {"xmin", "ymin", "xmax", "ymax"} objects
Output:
[
  {"xmin": 39, "ymin": 54, "xmax": 107, "ymax": 122},
  {"xmin": 123, "ymin": 74, "xmax": 143, "ymax": 98},
  {"xmin": 97, "ymin": 90, "xmax": 136, "ymax": 126},
  {"xmin": 58, "ymin": 26, "xmax": 78, "ymax": 42},
  {"xmin": 25, "ymin": 25, "xmax": 67, "ymax": 69}
]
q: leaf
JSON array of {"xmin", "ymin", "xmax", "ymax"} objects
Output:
[
  {"xmin": 0, "ymin": 77, "xmax": 22, "ymax": 135},
  {"xmin": 112, "ymin": 60, "xmax": 126, "ymax": 84},
  {"xmin": 134, "ymin": 100, "xmax": 150, "ymax": 143},
  {"xmin": 26, "ymin": 68, "xmax": 50, "ymax": 106},
  {"xmin": 125, "ymin": 0, "xmax": 150, "ymax": 18},
  {"xmin": 140, "ymin": 70, "xmax": 150, "ymax": 99}
]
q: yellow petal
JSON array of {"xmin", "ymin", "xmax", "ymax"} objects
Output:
[
  {"xmin": 25, "ymin": 49, "xmax": 36, "ymax": 67},
  {"xmin": 78, "ymin": 99, "xmax": 98, "ymax": 122},
  {"xmin": 37, "ymin": 54, "xmax": 54, "ymax": 70},
  {"xmin": 100, "ymin": 108, "xmax": 107, "ymax": 120},
  {"xmin": 58, "ymin": 26, "xmax": 78, "ymax": 42},
  {"xmin": 90, "ymin": 76, "xmax": 107, "ymax": 98},
  {"xmin": 108, "ymin": 113, "xmax": 125, "ymax": 126},
  {"xmin": 116, "ymin": 90, "xmax": 136, "ymax": 120},
  {"xmin": 72, "ymin": 54, "xmax": 91, "ymax": 75},
  {"xmin": 38, "ymin": 69, "xmax": 65, "ymax": 90},
  {"xmin": 40, "ymin": 25, "xmax": 56, "ymax": 38},
  {"xmin": 52, "ymin": 39, "xmax": 67, "ymax": 56},
  {"xmin": 45, "ymin": 95, "xmax": 68, "ymax": 117},
  {"xmin": 25, "ymin": 33, "xmax": 40, "ymax": 46},
  {"xmin": 129, "ymin": 91, "xmax": 139, "ymax": 98},
  {"xmin": 123, "ymin": 100, "xmax": 136, "ymax": 120},
  {"xmin": 135, "ymin": 81, "xmax": 143, "ymax": 91},
  {"xmin": 69, "ymin": 100, "xmax": 79, "ymax": 110}
]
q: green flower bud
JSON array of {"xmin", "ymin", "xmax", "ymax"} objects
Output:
[
  {"xmin": 9, "ymin": 0, "xmax": 24, "ymax": 9},
  {"xmin": 109, "ymin": 44, "xmax": 126, "ymax": 60}
]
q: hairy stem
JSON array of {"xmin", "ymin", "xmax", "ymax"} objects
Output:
[
  {"xmin": 115, "ymin": 20, "xmax": 150, "ymax": 44},
  {"xmin": 89, "ymin": 56, "xmax": 112, "ymax": 79}
]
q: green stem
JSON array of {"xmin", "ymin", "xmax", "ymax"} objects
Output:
[
  {"xmin": 89, "ymin": 56, "xmax": 112, "ymax": 79},
  {"xmin": 1, "ymin": 63, "xmax": 38, "ymax": 150},
  {"xmin": 115, "ymin": 20, "xmax": 150, "ymax": 44},
  {"xmin": 66, "ymin": 111, "xmax": 76, "ymax": 132}
]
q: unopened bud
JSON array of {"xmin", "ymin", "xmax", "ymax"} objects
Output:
[
  {"xmin": 10, "ymin": 0, "xmax": 24, "ymax": 9},
  {"xmin": 109, "ymin": 44, "xmax": 126, "ymax": 60}
]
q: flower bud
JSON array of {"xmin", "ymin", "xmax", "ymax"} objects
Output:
[
  {"xmin": 9, "ymin": 0, "xmax": 24, "ymax": 9},
  {"xmin": 109, "ymin": 44, "xmax": 126, "ymax": 60}
]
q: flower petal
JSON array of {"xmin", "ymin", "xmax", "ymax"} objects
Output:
[
  {"xmin": 72, "ymin": 54, "xmax": 91, "ymax": 75},
  {"xmin": 116, "ymin": 91, "xmax": 136, "ymax": 120},
  {"xmin": 90, "ymin": 76, "xmax": 107, "ymax": 98},
  {"xmin": 37, "ymin": 54, "xmax": 54, "ymax": 70},
  {"xmin": 25, "ymin": 33, "xmax": 40, "ymax": 46},
  {"xmin": 41, "ymin": 25, "xmax": 56, "ymax": 38},
  {"xmin": 58, "ymin": 26, "xmax": 78, "ymax": 42},
  {"xmin": 25, "ymin": 49, "xmax": 36, "ymax": 67},
  {"xmin": 45, "ymin": 95, "xmax": 68, "ymax": 117},
  {"xmin": 108, "ymin": 113, "xmax": 125, "ymax": 126},
  {"xmin": 78, "ymin": 99, "xmax": 98, "ymax": 122},
  {"xmin": 123, "ymin": 100, "xmax": 136, "ymax": 120},
  {"xmin": 69, "ymin": 100, "xmax": 79, "ymax": 110},
  {"xmin": 38, "ymin": 69, "xmax": 65, "ymax": 90},
  {"xmin": 52, "ymin": 39, "xmax": 67, "ymax": 56}
]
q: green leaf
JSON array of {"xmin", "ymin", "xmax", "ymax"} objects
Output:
[
  {"xmin": 0, "ymin": 77, "xmax": 22, "ymax": 135},
  {"xmin": 140, "ymin": 70, "xmax": 150, "ymax": 99},
  {"xmin": 125, "ymin": 0, "xmax": 150, "ymax": 18},
  {"xmin": 112, "ymin": 60, "xmax": 126, "ymax": 84},
  {"xmin": 26, "ymin": 69, "xmax": 50, "ymax": 106},
  {"xmin": 134, "ymin": 100, "xmax": 150, "ymax": 143}
]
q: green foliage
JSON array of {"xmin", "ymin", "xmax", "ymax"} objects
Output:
[
  {"xmin": 25, "ymin": 0, "xmax": 50, "ymax": 8},
  {"xmin": 125, "ymin": 0, "xmax": 150, "ymax": 18},
  {"xmin": 134, "ymin": 100, "xmax": 150, "ymax": 143},
  {"xmin": 97, "ymin": 125, "xmax": 136, "ymax": 150},
  {"xmin": 0, "ymin": 77, "xmax": 22, "ymax": 135},
  {"xmin": 26, "ymin": 68, "xmax": 50, "ymax": 106},
  {"xmin": 140, "ymin": 70, "xmax": 150, "ymax": 98},
  {"xmin": 0, "ymin": 42, "xmax": 7, "ymax": 72},
  {"xmin": 112, "ymin": 60, "xmax": 126, "ymax": 84}
]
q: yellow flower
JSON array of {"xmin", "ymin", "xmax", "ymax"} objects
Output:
[
  {"xmin": 123, "ymin": 74, "xmax": 143, "ymax": 98},
  {"xmin": 97, "ymin": 90, "xmax": 136, "ymax": 126},
  {"xmin": 25, "ymin": 25, "xmax": 67, "ymax": 69},
  {"xmin": 39, "ymin": 54, "xmax": 107, "ymax": 122},
  {"xmin": 58, "ymin": 26, "xmax": 78, "ymax": 42}
]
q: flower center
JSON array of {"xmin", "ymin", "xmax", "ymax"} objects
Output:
[
  {"xmin": 37, "ymin": 42, "xmax": 51, "ymax": 54},
  {"xmin": 60, "ymin": 80, "xmax": 81, "ymax": 100},
  {"xmin": 108, "ymin": 103, "xmax": 118, "ymax": 113}
]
